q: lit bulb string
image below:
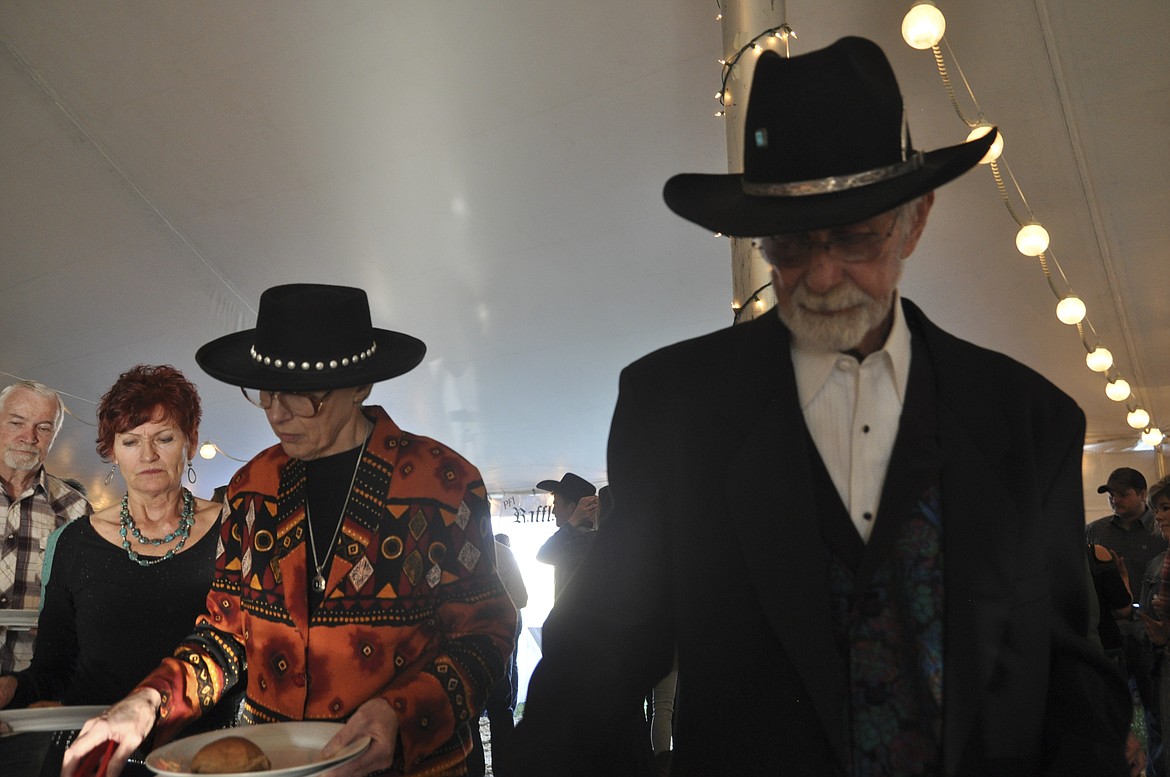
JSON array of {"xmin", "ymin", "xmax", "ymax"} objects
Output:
[
  {"xmin": 199, "ymin": 441, "xmax": 251, "ymax": 463},
  {"xmin": 732, "ymin": 281, "xmax": 774, "ymax": 325},
  {"xmin": 715, "ymin": 23, "xmax": 796, "ymax": 116},
  {"xmin": 921, "ymin": 35, "xmax": 1160, "ymax": 443},
  {"xmin": 713, "ymin": 19, "xmax": 792, "ymax": 326}
]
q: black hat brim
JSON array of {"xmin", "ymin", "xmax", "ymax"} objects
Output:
[
  {"xmin": 195, "ymin": 327, "xmax": 426, "ymax": 390},
  {"xmin": 663, "ymin": 134, "xmax": 994, "ymax": 237}
]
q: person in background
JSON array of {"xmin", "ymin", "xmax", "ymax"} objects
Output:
[
  {"xmin": 1089, "ymin": 467, "xmax": 1166, "ymax": 775},
  {"xmin": 515, "ymin": 37, "xmax": 1129, "ymax": 775},
  {"xmin": 468, "ymin": 533, "xmax": 528, "ymax": 777},
  {"xmin": 1137, "ymin": 475, "xmax": 1170, "ymax": 777},
  {"xmin": 0, "ymin": 381, "xmax": 91, "ymax": 673},
  {"xmin": 63, "ymin": 284, "xmax": 516, "ymax": 777},
  {"xmin": 0, "ymin": 381, "xmax": 91, "ymax": 775},
  {"xmin": 535, "ymin": 473, "xmax": 598, "ymax": 601},
  {"xmin": 1, "ymin": 366, "xmax": 228, "ymax": 776}
]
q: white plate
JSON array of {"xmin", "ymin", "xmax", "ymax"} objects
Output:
[
  {"xmin": 145, "ymin": 722, "xmax": 370, "ymax": 777},
  {"xmin": 0, "ymin": 609, "xmax": 39, "ymax": 630},
  {"xmin": 0, "ymin": 705, "xmax": 107, "ymax": 735}
]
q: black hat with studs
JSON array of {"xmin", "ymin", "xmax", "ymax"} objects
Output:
[{"xmin": 195, "ymin": 283, "xmax": 426, "ymax": 390}]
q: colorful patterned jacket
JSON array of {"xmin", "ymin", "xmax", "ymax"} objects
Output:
[{"xmin": 137, "ymin": 406, "xmax": 516, "ymax": 775}]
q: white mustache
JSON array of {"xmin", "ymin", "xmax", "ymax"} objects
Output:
[{"xmin": 791, "ymin": 281, "xmax": 869, "ymax": 313}]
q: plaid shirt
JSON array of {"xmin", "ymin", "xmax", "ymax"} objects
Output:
[{"xmin": 1, "ymin": 469, "xmax": 91, "ymax": 672}]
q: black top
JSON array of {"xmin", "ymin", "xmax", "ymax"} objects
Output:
[
  {"xmin": 9, "ymin": 513, "xmax": 219, "ymax": 709},
  {"xmin": 304, "ymin": 442, "xmax": 363, "ymax": 613}
]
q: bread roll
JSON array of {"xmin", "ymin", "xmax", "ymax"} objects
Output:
[{"xmin": 190, "ymin": 735, "xmax": 271, "ymax": 773}]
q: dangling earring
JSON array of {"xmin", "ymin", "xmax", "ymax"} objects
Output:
[
  {"xmin": 186, "ymin": 461, "xmax": 197, "ymax": 484},
  {"xmin": 103, "ymin": 463, "xmax": 118, "ymax": 486}
]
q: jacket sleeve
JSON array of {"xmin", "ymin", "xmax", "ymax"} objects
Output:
[
  {"xmin": 371, "ymin": 484, "xmax": 517, "ymax": 771},
  {"xmin": 134, "ymin": 499, "xmax": 245, "ymax": 743}
]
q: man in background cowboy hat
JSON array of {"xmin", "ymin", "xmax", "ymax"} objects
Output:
[
  {"xmin": 514, "ymin": 37, "xmax": 1129, "ymax": 776},
  {"xmin": 534, "ymin": 472, "xmax": 599, "ymax": 600},
  {"xmin": 64, "ymin": 284, "xmax": 517, "ymax": 777}
]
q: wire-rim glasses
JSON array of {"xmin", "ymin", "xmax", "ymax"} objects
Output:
[
  {"xmin": 754, "ymin": 210, "xmax": 903, "ymax": 269},
  {"xmin": 241, "ymin": 387, "xmax": 334, "ymax": 418}
]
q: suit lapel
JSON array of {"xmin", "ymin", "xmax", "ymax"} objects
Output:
[
  {"xmin": 905, "ymin": 305, "xmax": 1018, "ymax": 775},
  {"xmin": 724, "ymin": 317, "xmax": 850, "ymax": 769}
]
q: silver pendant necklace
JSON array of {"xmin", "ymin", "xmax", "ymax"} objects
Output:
[{"xmin": 305, "ymin": 432, "xmax": 368, "ymax": 593}]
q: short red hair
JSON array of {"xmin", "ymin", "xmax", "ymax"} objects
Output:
[{"xmin": 96, "ymin": 365, "xmax": 202, "ymax": 461}]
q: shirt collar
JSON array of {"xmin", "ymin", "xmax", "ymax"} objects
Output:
[
  {"xmin": 791, "ymin": 292, "xmax": 912, "ymax": 410},
  {"xmin": 1112, "ymin": 507, "xmax": 1156, "ymax": 531},
  {"xmin": 1, "ymin": 465, "xmax": 48, "ymax": 503}
]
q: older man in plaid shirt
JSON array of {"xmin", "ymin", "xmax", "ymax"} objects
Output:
[{"xmin": 0, "ymin": 380, "xmax": 91, "ymax": 673}]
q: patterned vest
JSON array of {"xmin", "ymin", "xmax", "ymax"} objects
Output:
[{"xmin": 812, "ymin": 333, "xmax": 946, "ymax": 777}]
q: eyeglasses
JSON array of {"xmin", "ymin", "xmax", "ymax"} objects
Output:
[
  {"xmin": 241, "ymin": 387, "xmax": 334, "ymax": 418},
  {"xmin": 754, "ymin": 210, "xmax": 902, "ymax": 269}
]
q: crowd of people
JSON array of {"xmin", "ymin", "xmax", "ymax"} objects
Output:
[{"xmin": 0, "ymin": 33, "xmax": 1155, "ymax": 777}]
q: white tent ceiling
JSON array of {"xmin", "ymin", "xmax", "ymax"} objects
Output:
[{"xmin": 2, "ymin": 1, "xmax": 1168, "ymax": 511}]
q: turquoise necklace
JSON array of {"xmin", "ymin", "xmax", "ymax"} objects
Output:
[{"xmin": 119, "ymin": 488, "xmax": 195, "ymax": 566}]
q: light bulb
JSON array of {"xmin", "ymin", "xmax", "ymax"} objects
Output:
[
  {"xmin": 1128, "ymin": 409, "xmax": 1151, "ymax": 429},
  {"xmin": 1106, "ymin": 379, "xmax": 1131, "ymax": 402},
  {"xmin": 902, "ymin": 2, "xmax": 946, "ymax": 49},
  {"xmin": 199, "ymin": 442, "xmax": 217, "ymax": 459},
  {"xmin": 1085, "ymin": 347, "xmax": 1113, "ymax": 373},
  {"xmin": 1142, "ymin": 428, "xmax": 1164, "ymax": 447},
  {"xmin": 966, "ymin": 123, "xmax": 1003, "ymax": 164},
  {"xmin": 1015, "ymin": 223, "xmax": 1049, "ymax": 257},
  {"xmin": 1056, "ymin": 296, "xmax": 1086, "ymax": 325}
]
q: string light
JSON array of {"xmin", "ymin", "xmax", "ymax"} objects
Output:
[
  {"xmin": 905, "ymin": 2, "xmax": 1159, "ymax": 445},
  {"xmin": 733, "ymin": 281, "xmax": 773, "ymax": 324},
  {"xmin": 1055, "ymin": 296, "xmax": 1086, "ymax": 325},
  {"xmin": 1015, "ymin": 222, "xmax": 1049, "ymax": 257},
  {"xmin": 966, "ymin": 122, "xmax": 1003, "ymax": 164},
  {"xmin": 1106, "ymin": 379, "xmax": 1131, "ymax": 402},
  {"xmin": 901, "ymin": 2, "xmax": 946, "ymax": 50},
  {"xmin": 1128, "ymin": 409, "xmax": 1151, "ymax": 430},
  {"xmin": 197, "ymin": 441, "xmax": 250, "ymax": 463},
  {"xmin": 714, "ymin": 23, "xmax": 797, "ymax": 114},
  {"xmin": 1085, "ymin": 347, "xmax": 1113, "ymax": 373},
  {"xmin": 1143, "ymin": 428, "xmax": 1165, "ymax": 447}
]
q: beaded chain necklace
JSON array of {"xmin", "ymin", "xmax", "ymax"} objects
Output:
[
  {"xmin": 305, "ymin": 433, "xmax": 369, "ymax": 593},
  {"xmin": 119, "ymin": 487, "xmax": 196, "ymax": 567}
]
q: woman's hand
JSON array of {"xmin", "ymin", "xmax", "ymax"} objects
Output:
[
  {"xmin": 319, "ymin": 697, "xmax": 399, "ymax": 777},
  {"xmin": 61, "ymin": 688, "xmax": 160, "ymax": 777}
]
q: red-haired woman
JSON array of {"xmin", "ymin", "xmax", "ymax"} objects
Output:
[{"xmin": 0, "ymin": 365, "xmax": 227, "ymax": 774}]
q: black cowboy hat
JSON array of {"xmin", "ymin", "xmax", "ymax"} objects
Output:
[
  {"xmin": 195, "ymin": 283, "xmax": 426, "ymax": 390},
  {"xmin": 663, "ymin": 36, "xmax": 996, "ymax": 236},
  {"xmin": 536, "ymin": 472, "xmax": 596, "ymax": 503}
]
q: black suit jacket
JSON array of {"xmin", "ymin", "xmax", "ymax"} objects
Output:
[{"xmin": 515, "ymin": 299, "xmax": 1129, "ymax": 777}]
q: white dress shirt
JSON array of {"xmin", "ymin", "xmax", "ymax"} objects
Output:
[{"xmin": 791, "ymin": 296, "xmax": 912, "ymax": 543}]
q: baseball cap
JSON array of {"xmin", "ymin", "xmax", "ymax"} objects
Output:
[{"xmin": 1097, "ymin": 467, "xmax": 1148, "ymax": 494}]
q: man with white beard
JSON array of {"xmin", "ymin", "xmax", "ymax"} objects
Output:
[
  {"xmin": 0, "ymin": 381, "xmax": 90, "ymax": 673},
  {"xmin": 515, "ymin": 37, "xmax": 1130, "ymax": 776}
]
